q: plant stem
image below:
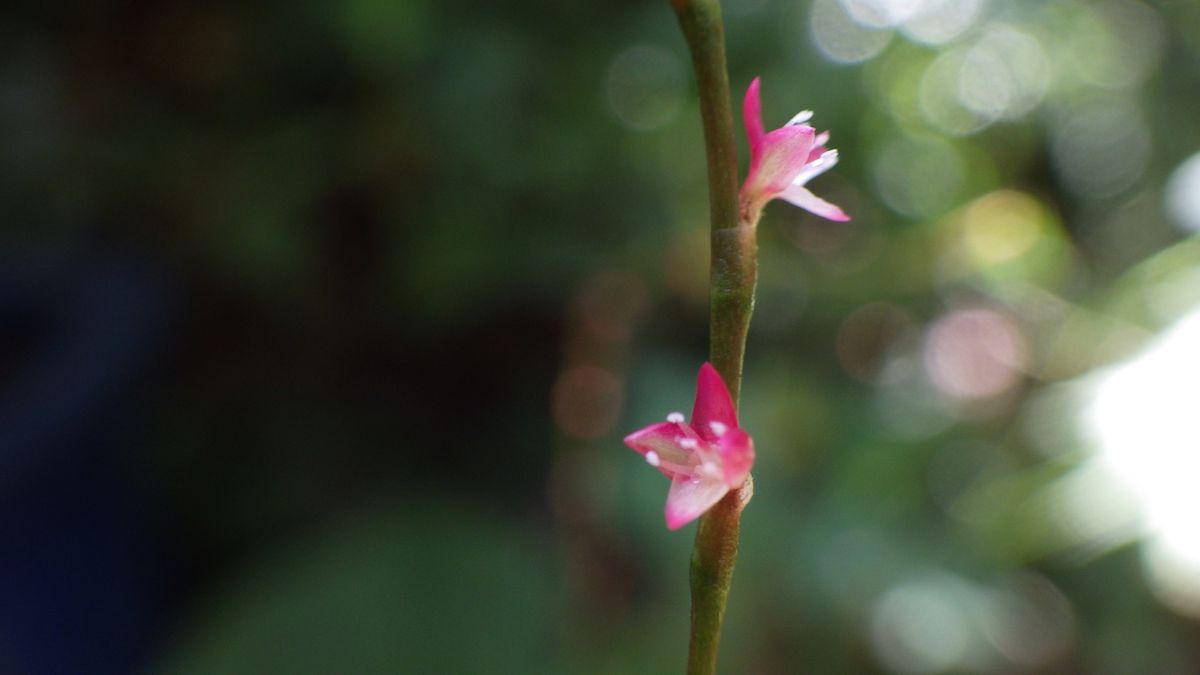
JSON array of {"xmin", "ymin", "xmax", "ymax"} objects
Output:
[{"xmin": 670, "ymin": 1, "xmax": 758, "ymax": 673}]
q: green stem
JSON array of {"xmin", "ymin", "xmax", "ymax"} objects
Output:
[{"xmin": 670, "ymin": 1, "xmax": 758, "ymax": 673}]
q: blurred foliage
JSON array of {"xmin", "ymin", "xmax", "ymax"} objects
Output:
[
  {"xmin": 157, "ymin": 503, "xmax": 560, "ymax": 675},
  {"xmin": 3, "ymin": 0, "xmax": 1200, "ymax": 673}
]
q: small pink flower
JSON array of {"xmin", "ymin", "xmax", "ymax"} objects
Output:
[
  {"xmin": 739, "ymin": 77, "xmax": 849, "ymax": 223},
  {"xmin": 624, "ymin": 363, "xmax": 755, "ymax": 530}
]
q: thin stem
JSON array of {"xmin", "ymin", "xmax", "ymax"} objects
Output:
[
  {"xmin": 670, "ymin": 1, "xmax": 758, "ymax": 674},
  {"xmin": 671, "ymin": 0, "xmax": 741, "ymax": 258}
]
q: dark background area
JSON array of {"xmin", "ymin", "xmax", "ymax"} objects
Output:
[{"xmin": 3, "ymin": 0, "xmax": 1200, "ymax": 673}]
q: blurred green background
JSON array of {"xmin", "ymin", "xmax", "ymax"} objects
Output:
[{"xmin": 3, "ymin": 0, "xmax": 1200, "ymax": 673}]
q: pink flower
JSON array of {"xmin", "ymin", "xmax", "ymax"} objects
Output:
[
  {"xmin": 739, "ymin": 77, "xmax": 849, "ymax": 224},
  {"xmin": 624, "ymin": 363, "xmax": 755, "ymax": 530}
]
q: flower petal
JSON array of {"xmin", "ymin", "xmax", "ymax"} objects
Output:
[
  {"xmin": 779, "ymin": 184, "xmax": 850, "ymax": 222},
  {"xmin": 664, "ymin": 475, "xmax": 730, "ymax": 530},
  {"xmin": 794, "ymin": 149, "xmax": 839, "ymax": 187},
  {"xmin": 691, "ymin": 363, "xmax": 738, "ymax": 442},
  {"xmin": 807, "ymin": 131, "xmax": 831, "ymax": 163},
  {"xmin": 744, "ymin": 77, "xmax": 765, "ymax": 164},
  {"xmin": 716, "ymin": 427, "xmax": 755, "ymax": 488},
  {"xmin": 624, "ymin": 422, "xmax": 700, "ymax": 478},
  {"xmin": 748, "ymin": 125, "xmax": 816, "ymax": 197}
]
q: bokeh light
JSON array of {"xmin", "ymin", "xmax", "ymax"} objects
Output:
[
  {"xmin": 870, "ymin": 574, "xmax": 974, "ymax": 673},
  {"xmin": 924, "ymin": 307, "xmax": 1026, "ymax": 401},
  {"xmin": 1165, "ymin": 152, "xmax": 1200, "ymax": 234},
  {"xmin": 937, "ymin": 189, "xmax": 1071, "ymax": 293},
  {"xmin": 840, "ymin": 0, "xmax": 924, "ymax": 30},
  {"xmin": 1050, "ymin": 97, "xmax": 1151, "ymax": 198},
  {"xmin": 977, "ymin": 572, "xmax": 1075, "ymax": 668},
  {"xmin": 955, "ymin": 25, "xmax": 1047, "ymax": 123},
  {"xmin": 917, "ymin": 25, "xmax": 1048, "ymax": 135},
  {"xmin": 869, "ymin": 570, "xmax": 1075, "ymax": 673},
  {"xmin": 873, "ymin": 133, "xmax": 965, "ymax": 218},
  {"xmin": 810, "ymin": 0, "xmax": 894, "ymax": 64},
  {"xmin": 1053, "ymin": 0, "xmax": 1164, "ymax": 91},
  {"xmin": 959, "ymin": 191, "xmax": 1044, "ymax": 268},
  {"xmin": 1079, "ymin": 308, "xmax": 1200, "ymax": 617},
  {"xmin": 899, "ymin": 0, "xmax": 986, "ymax": 46},
  {"xmin": 918, "ymin": 50, "xmax": 992, "ymax": 136}
]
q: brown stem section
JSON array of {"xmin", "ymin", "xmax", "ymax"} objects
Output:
[{"xmin": 670, "ymin": 1, "xmax": 759, "ymax": 674}]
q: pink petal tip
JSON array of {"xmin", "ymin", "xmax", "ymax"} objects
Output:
[{"xmin": 692, "ymin": 363, "xmax": 738, "ymax": 441}]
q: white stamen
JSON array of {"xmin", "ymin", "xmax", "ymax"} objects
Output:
[
  {"xmin": 645, "ymin": 451, "xmax": 661, "ymax": 467},
  {"xmin": 666, "ymin": 412, "xmax": 685, "ymax": 424},
  {"xmin": 787, "ymin": 110, "xmax": 814, "ymax": 126},
  {"xmin": 793, "ymin": 149, "xmax": 840, "ymax": 186},
  {"xmin": 679, "ymin": 438, "xmax": 698, "ymax": 450},
  {"xmin": 709, "ymin": 421, "xmax": 729, "ymax": 436}
]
